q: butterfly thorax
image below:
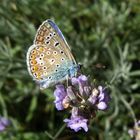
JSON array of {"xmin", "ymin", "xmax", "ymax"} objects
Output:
[{"xmin": 69, "ymin": 64, "xmax": 78, "ymax": 77}]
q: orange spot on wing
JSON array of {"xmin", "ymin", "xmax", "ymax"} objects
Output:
[
  {"xmin": 38, "ymin": 31, "xmax": 45, "ymax": 36},
  {"xmin": 31, "ymin": 49, "xmax": 38, "ymax": 55},
  {"xmin": 30, "ymin": 59, "xmax": 37, "ymax": 65},
  {"xmin": 38, "ymin": 46, "xmax": 44, "ymax": 52},
  {"xmin": 30, "ymin": 54, "xmax": 35, "ymax": 59},
  {"xmin": 36, "ymin": 36, "xmax": 44, "ymax": 42},
  {"xmin": 31, "ymin": 66, "xmax": 38, "ymax": 72},
  {"xmin": 35, "ymin": 72, "xmax": 43, "ymax": 80},
  {"xmin": 41, "ymin": 26, "xmax": 47, "ymax": 31}
]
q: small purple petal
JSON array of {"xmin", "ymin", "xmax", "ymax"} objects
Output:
[
  {"xmin": 88, "ymin": 96, "xmax": 97, "ymax": 105},
  {"xmin": 54, "ymin": 84, "xmax": 67, "ymax": 110},
  {"xmin": 88, "ymin": 88, "xmax": 98, "ymax": 105},
  {"xmin": 0, "ymin": 125, "xmax": 5, "ymax": 131},
  {"xmin": 0, "ymin": 117, "xmax": 10, "ymax": 126},
  {"xmin": 98, "ymin": 86, "xmax": 110, "ymax": 104},
  {"xmin": 78, "ymin": 75, "xmax": 88, "ymax": 82},
  {"xmin": 64, "ymin": 116, "xmax": 88, "ymax": 132},
  {"xmin": 54, "ymin": 85, "xmax": 67, "ymax": 99},
  {"xmin": 78, "ymin": 75, "xmax": 89, "ymax": 97},
  {"xmin": 98, "ymin": 86, "xmax": 105, "ymax": 101},
  {"xmin": 128, "ymin": 129, "xmax": 134, "ymax": 137},
  {"xmin": 71, "ymin": 77, "xmax": 79, "ymax": 85},
  {"xmin": 54, "ymin": 100, "xmax": 64, "ymax": 110},
  {"xmin": 72, "ymin": 75, "xmax": 88, "ymax": 86},
  {"xmin": 0, "ymin": 117, "xmax": 10, "ymax": 132},
  {"xmin": 97, "ymin": 101, "xmax": 107, "ymax": 110}
]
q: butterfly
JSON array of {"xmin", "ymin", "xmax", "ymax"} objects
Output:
[{"xmin": 26, "ymin": 19, "xmax": 78, "ymax": 89}]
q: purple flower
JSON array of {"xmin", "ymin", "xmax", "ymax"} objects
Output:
[
  {"xmin": 72, "ymin": 75, "xmax": 90, "ymax": 97},
  {"xmin": 54, "ymin": 85, "xmax": 67, "ymax": 110},
  {"xmin": 0, "ymin": 116, "xmax": 10, "ymax": 132},
  {"xmin": 72, "ymin": 75, "xmax": 88, "ymax": 86},
  {"xmin": 53, "ymin": 75, "xmax": 110, "ymax": 132},
  {"xmin": 88, "ymin": 86, "xmax": 109, "ymax": 111},
  {"xmin": 64, "ymin": 116, "xmax": 88, "ymax": 132},
  {"xmin": 97, "ymin": 86, "xmax": 110, "ymax": 110},
  {"xmin": 97, "ymin": 102, "xmax": 107, "ymax": 110}
]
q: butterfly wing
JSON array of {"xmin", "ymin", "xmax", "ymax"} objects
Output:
[
  {"xmin": 26, "ymin": 44, "xmax": 73, "ymax": 89},
  {"xmin": 27, "ymin": 19, "xmax": 78, "ymax": 89},
  {"xmin": 34, "ymin": 19, "xmax": 76, "ymax": 64}
]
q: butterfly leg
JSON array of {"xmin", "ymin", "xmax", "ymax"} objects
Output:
[{"xmin": 66, "ymin": 75, "xmax": 69, "ymax": 87}]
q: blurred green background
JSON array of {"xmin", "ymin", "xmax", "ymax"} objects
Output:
[{"xmin": 0, "ymin": 0, "xmax": 140, "ymax": 139}]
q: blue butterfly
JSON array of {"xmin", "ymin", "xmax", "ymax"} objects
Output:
[{"xmin": 26, "ymin": 19, "xmax": 78, "ymax": 89}]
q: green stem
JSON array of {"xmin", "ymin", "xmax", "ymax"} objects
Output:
[
  {"xmin": 119, "ymin": 92, "xmax": 137, "ymax": 124},
  {"xmin": 53, "ymin": 124, "xmax": 66, "ymax": 140}
]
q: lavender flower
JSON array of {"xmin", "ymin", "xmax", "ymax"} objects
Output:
[
  {"xmin": 88, "ymin": 86, "xmax": 109, "ymax": 110},
  {"xmin": 64, "ymin": 107, "xmax": 88, "ymax": 132},
  {"xmin": 0, "ymin": 116, "xmax": 10, "ymax": 132},
  {"xmin": 64, "ymin": 116, "xmax": 88, "ymax": 132},
  {"xmin": 53, "ymin": 75, "xmax": 110, "ymax": 132},
  {"xmin": 54, "ymin": 85, "xmax": 67, "ymax": 110}
]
